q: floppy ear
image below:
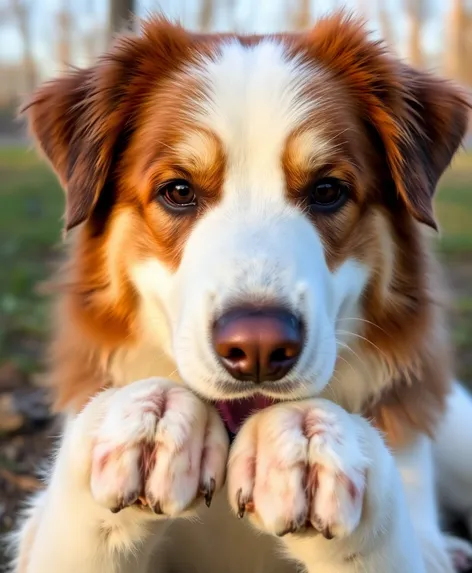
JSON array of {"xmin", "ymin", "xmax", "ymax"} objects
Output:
[
  {"xmin": 305, "ymin": 12, "xmax": 471, "ymax": 230},
  {"xmin": 22, "ymin": 64, "xmax": 133, "ymax": 231},
  {"xmin": 21, "ymin": 18, "xmax": 191, "ymax": 231},
  {"xmin": 381, "ymin": 66, "xmax": 471, "ymax": 230}
]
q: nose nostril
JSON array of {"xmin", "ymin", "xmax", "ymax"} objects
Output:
[
  {"xmin": 225, "ymin": 347, "xmax": 246, "ymax": 362},
  {"xmin": 270, "ymin": 347, "xmax": 292, "ymax": 363}
]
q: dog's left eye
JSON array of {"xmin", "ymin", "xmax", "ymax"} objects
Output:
[
  {"xmin": 158, "ymin": 180, "xmax": 197, "ymax": 210},
  {"xmin": 308, "ymin": 178, "xmax": 349, "ymax": 213}
]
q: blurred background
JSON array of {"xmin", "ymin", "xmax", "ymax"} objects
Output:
[{"xmin": 0, "ymin": 0, "xmax": 472, "ymax": 563}]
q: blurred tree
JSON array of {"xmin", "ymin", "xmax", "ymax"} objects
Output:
[
  {"xmin": 290, "ymin": 0, "xmax": 311, "ymax": 31},
  {"xmin": 404, "ymin": 0, "xmax": 426, "ymax": 68},
  {"xmin": 376, "ymin": 2, "xmax": 395, "ymax": 49},
  {"xmin": 109, "ymin": 0, "xmax": 135, "ymax": 39},
  {"xmin": 198, "ymin": 0, "xmax": 214, "ymax": 32},
  {"xmin": 466, "ymin": 9, "xmax": 472, "ymax": 86},
  {"xmin": 445, "ymin": 0, "xmax": 467, "ymax": 82},
  {"xmin": 56, "ymin": 2, "xmax": 72, "ymax": 72},
  {"xmin": 9, "ymin": 0, "xmax": 36, "ymax": 93}
]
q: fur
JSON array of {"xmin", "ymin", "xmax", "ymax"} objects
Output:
[{"xmin": 8, "ymin": 11, "xmax": 472, "ymax": 573}]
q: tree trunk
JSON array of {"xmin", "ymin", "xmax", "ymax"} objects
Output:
[
  {"xmin": 405, "ymin": 0, "xmax": 425, "ymax": 68},
  {"xmin": 109, "ymin": 0, "xmax": 135, "ymax": 40},
  {"xmin": 56, "ymin": 7, "xmax": 72, "ymax": 72},
  {"xmin": 444, "ymin": 0, "xmax": 466, "ymax": 81},
  {"xmin": 198, "ymin": 0, "xmax": 214, "ymax": 32},
  {"xmin": 377, "ymin": 3, "xmax": 395, "ymax": 49},
  {"xmin": 290, "ymin": 0, "xmax": 311, "ymax": 31},
  {"xmin": 10, "ymin": 0, "xmax": 37, "ymax": 94},
  {"xmin": 465, "ymin": 12, "xmax": 472, "ymax": 86}
]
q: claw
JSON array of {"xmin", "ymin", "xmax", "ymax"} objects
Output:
[
  {"xmin": 312, "ymin": 514, "xmax": 334, "ymax": 538},
  {"xmin": 235, "ymin": 488, "xmax": 253, "ymax": 518},
  {"xmin": 236, "ymin": 488, "xmax": 246, "ymax": 518},
  {"xmin": 201, "ymin": 478, "xmax": 216, "ymax": 508},
  {"xmin": 276, "ymin": 523, "xmax": 298, "ymax": 537},
  {"xmin": 276, "ymin": 513, "xmax": 307, "ymax": 537},
  {"xmin": 323, "ymin": 528, "xmax": 334, "ymax": 540},
  {"xmin": 123, "ymin": 491, "xmax": 139, "ymax": 508},
  {"xmin": 110, "ymin": 490, "xmax": 141, "ymax": 514},
  {"xmin": 149, "ymin": 499, "xmax": 163, "ymax": 515}
]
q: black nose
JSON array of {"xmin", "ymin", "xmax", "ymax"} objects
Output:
[{"xmin": 212, "ymin": 307, "xmax": 303, "ymax": 383}]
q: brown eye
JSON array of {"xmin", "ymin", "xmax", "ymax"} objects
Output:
[
  {"xmin": 308, "ymin": 178, "xmax": 349, "ymax": 213},
  {"xmin": 158, "ymin": 179, "xmax": 197, "ymax": 210}
]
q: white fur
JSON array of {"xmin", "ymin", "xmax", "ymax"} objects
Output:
[
  {"xmin": 10, "ymin": 38, "xmax": 472, "ymax": 573},
  {"xmin": 227, "ymin": 399, "xmax": 425, "ymax": 573},
  {"xmin": 435, "ymin": 383, "xmax": 472, "ymax": 536}
]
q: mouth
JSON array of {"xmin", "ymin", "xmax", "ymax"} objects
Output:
[{"xmin": 214, "ymin": 394, "xmax": 278, "ymax": 435}]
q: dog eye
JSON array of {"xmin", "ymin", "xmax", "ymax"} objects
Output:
[
  {"xmin": 308, "ymin": 178, "xmax": 349, "ymax": 213},
  {"xmin": 158, "ymin": 180, "xmax": 197, "ymax": 210}
]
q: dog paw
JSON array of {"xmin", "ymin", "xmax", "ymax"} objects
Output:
[
  {"xmin": 88, "ymin": 378, "xmax": 229, "ymax": 516},
  {"xmin": 227, "ymin": 399, "xmax": 367, "ymax": 538},
  {"xmin": 444, "ymin": 535, "xmax": 472, "ymax": 572}
]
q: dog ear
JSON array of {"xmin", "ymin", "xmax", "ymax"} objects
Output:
[
  {"xmin": 304, "ymin": 13, "xmax": 471, "ymax": 230},
  {"xmin": 21, "ymin": 18, "xmax": 191, "ymax": 231},
  {"xmin": 379, "ymin": 66, "xmax": 471, "ymax": 230},
  {"xmin": 22, "ymin": 64, "xmax": 131, "ymax": 231}
]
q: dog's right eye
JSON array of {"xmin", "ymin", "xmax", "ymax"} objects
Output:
[{"xmin": 157, "ymin": 180, "xmax": 197, "ymax": 211}]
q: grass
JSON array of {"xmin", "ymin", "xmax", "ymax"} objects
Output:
[
  {"xmin": 436, "ymin": 152, "xmax": 472, "ymax": 253},
  {"xmin": 0, "ymin": 145, "xmax": 472, "ymax": 379},
  {"xmin": 0, "ymin": 146, "xmax": 63, "ymax": 372}
]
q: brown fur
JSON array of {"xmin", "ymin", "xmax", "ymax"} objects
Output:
[{"xmin": 22, "ymin": 13, "xmax": 470, "ymax": 450}]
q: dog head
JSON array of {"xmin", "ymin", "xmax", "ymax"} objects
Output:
[{"xmin": 24, "ymin": 13, "xmax": 470, "ymax": 435}]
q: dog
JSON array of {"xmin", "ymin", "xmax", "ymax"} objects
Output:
[{"xmin": 8, "ymin": 11, "xmax": 472, "ymax": 573}]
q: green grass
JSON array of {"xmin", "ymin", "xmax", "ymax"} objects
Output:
[
  {"xmin": 436, "ymin": 153, "xmax": 472, "ymax": 253},
  {"xmin": 0, "ymin": 146, "xmax": 63, "ymax": 371},
  {"xmin": 0, "ymin": 145, "xmax": 472, "ymax": 377}
]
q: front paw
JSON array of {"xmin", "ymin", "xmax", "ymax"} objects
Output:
[
  {"xmin": 444, "ymin": 535, "xmax": 472, "ymax": 572},
  {"xmin": 227, "ymin": 399, "xmax": 368, "ymax": 539},
  {"xmin": 87, "ymin": 378, "xmax": 229, "ymax": 516}
]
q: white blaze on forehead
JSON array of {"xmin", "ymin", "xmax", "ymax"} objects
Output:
[{"xmin": 186, "ymin": 40, "xmax": 329, "ymax": 202}]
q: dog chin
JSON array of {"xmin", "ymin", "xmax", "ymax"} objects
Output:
[
  {"xmin": 180, "ymin": 366, "xmax": 336, "ymax": 436},
  {"xmin": 210, "ymin": 378, "xmax": 332, "ymax": 435}
]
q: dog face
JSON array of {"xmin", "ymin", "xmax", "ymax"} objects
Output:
[
  {"xmin": 24, "ymin": 14, "xmax": 470, "ymax": 415},
  {"xmin": 130, "ymin": 39, "xmax": 374, "ymax": 402}
]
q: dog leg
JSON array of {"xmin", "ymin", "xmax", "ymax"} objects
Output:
[
  {"xmin": 435, "ymin": 382, "xmax": 472, "ymax": 527},
  {"xmin": 227, "ymin": 399, "xmax": 425, "ymax": 573},
  {"xmin": 428, "ymin": 381, "xmax": 472, "ymax": 572},
  {"xmin": 394, "ymin": 431, "xmax": 465, "ymax": 573},
  {"xmin": 8, "ymin": 377, "xmax": 229, "ymax": 573}
]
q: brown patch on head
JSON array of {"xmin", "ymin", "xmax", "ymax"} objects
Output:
[
  {"xmin": 290, "ymin": 12, "xmax": 470, "ymax": 228},
  {"xmin": 123, "ymin": 121, "xmax": 226, "ymax": 270},
  {"xmin": 283, "ymin": 115, "xmax": 372, "ymax": 271},
  {"xmin": 23, "ymin": 19, "xmax": 194, "ymax": 231}
]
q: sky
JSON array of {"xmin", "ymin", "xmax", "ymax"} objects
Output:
[{"xmin": 0, "ymin": 0, "xmax": 452, "ymax": 77}]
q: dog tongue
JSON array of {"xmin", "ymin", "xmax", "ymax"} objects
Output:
[{"xmin": 215, "ymin": 395, "xmax": 275, "ymax": 434}]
